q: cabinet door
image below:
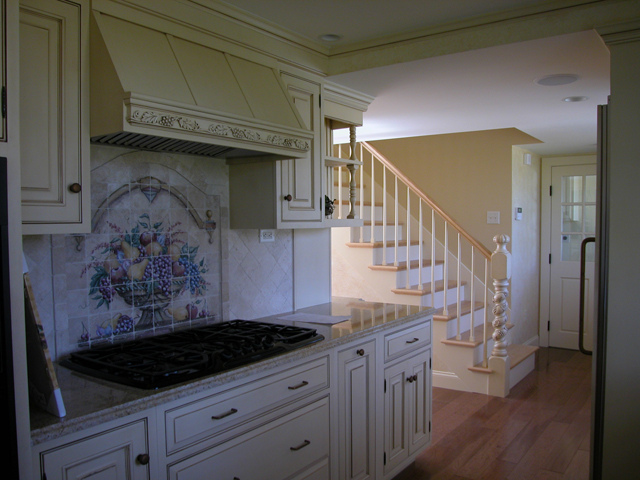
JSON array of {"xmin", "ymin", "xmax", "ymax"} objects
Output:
[
  {"xmin": 279, "ymin": 74, "xmax": 322, "ymax": 224},
  {"xmin": 19, "ymin": 0, "xmax": 89, "ymax": 233},
  {"xmin": 39, "ymin": 419, "xmax": 150, "ymax": 480},
  {"xmin": 383, "ymin": 348, "xmax": 431, "ymax": 476},
  {"xmin": 337, "ymin": 340, "xmax": 376, "ymax": 480}
]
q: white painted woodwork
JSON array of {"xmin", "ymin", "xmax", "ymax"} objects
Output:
[
  {"xmin": 163, "ymin": 357, "xmax": 329, "ymax": 455},
  {"xmin": 549, "ymin": 163, "xmax": 597, "ymax": 350},
  {"xmin": 168, "ymin": 398, "xmax": 330, "ymax": 480},
  {"xmin": 36, "ymin": 417, "xmax": 152, "ymax": 480},
  {"xmin": 19, "ymin": 0, "xmax": 90, "ymax": 233},
  {"xmin": 337, "ymin": 340, "xmax": 376, "ymax": 480},
  {"xmin": 228, "ymin": 73, "xmax": 323, "ymax": 229},
  {"xmin": 491, "ymin": 234, "xmax": 511, "ymax": 357},
  {"xmin": 383, "ymin": 348, "xmax": 431, "ymax": 478}
]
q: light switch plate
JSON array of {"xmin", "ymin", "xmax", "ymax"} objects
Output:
[
  {"xmin": 487, "ymin": 211, "xmax": 500, "ymax": 224},
  {"xmin": 259, "ymin": 229, "xmax": 275, "ymax": 243}
]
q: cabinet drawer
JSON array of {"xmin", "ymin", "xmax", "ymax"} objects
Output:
[
  {"xmin": 164, "ymin": 356, "xmax": 328, "ymax": 454},
  {"xmin": 168, "ymin": 397, "xmax": 330, "ymax": 480},
  {"xmin": 384, "ymin": 321, "xmax": 431, "ymax": 361}
]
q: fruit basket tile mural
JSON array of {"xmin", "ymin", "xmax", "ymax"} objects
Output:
[{"xmin": 78, "ymin": 176, "xmax": 221, "ymax": 346}]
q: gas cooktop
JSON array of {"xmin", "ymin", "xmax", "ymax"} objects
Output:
[{"xmin": 60, "ymin": 320, "xmax": 324, "ymax": 389}]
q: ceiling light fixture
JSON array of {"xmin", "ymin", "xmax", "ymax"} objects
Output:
[
  {"xmin": 562, "ymin": 96, "xmax": 589, "ymax": 102},
  {"xmin": 318, "ymin": 33, "xmax": 342, "ymax": 42},
  {"xmin": 535, "ymin": 74, "xmax": 579, "ymax": 86}
]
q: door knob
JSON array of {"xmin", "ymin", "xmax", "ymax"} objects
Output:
[
  {"xmin": 284, "ymin": 194, "xmax": 293, "ymax": 201},
  {"xmin": 68, "ymin": 183, "xmax": 82, "ymax": 193}
]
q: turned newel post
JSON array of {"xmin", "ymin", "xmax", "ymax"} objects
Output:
[
  {"xmin": 490, "ymin": 234, "xmax": 511, "ymax": 356},
  {"xmin": 488, "ymin": 233, "xmax": 512, "ymax": 397},
  {"xmin": 347, "ymin": 125, "xmax": 359, "ymax": 219}
]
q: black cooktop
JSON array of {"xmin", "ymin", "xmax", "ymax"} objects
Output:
[{"xmin": 60, "ymin": 320, "xmax": 324, "ymax": 389}]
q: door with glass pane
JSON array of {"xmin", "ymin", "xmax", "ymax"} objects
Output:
[{"xmin": 549, "ymin": 164, "xmax": 597, "ymax": 350}]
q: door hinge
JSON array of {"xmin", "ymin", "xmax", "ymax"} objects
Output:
[
  {"xmin": 384, "ymin": 452, "xmax": 387, "ymax": 465},
  {"xmin": 429, "ymin": 421, "xmax": 432, "ymax": 432},
  {"xmin": 384, "ymin": 379, "xmax": 387, "ymax": 393},
  {"xmin": 319, "ymin": 93, "xmax": 322, "ymax": 108},
  {"xmin": 547, "ymin": 321, "xmax": 551, "ymax": 331},
  {"xmin": 549, "ymin": 253, "xmax": 552, "ymax": 264},
  {"xmin": 1, "ymin": 86, "xmax": 6, "ymax": 119},
  {"xmin": 549, "ymin": 185, "xmax": 553, "ymax": 196}
]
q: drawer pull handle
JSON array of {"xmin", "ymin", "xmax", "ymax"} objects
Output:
[
  {"xmin": 356, "ymin": 348, "xmax": 365, "ymax": 356},
  {"xmin": 211, "ymin": 408, "xmax": 238, "ymax": 420},
  {"xmin": 406, "ymin": 337, "xmax": 420, "ymax": 344},
  {"xmin": 288, "ymin": 380, "xmax": 309, "ymax": 390},
  {"xmin": 136, "ymin": 453, "xmax": 150, "ymax": 465},
  {"xmin": 290, "ymin": 439, "xmax": 311, "ymax": 451}
]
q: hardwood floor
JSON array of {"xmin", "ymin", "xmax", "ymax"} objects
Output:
[{"xmin": 394, "ymin": 347, "xmax": 592, "ymax": 480}]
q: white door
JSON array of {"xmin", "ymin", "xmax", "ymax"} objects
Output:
[{"xmin": 548, "ymin": 164, "xmax": 597, "ymax": 350}]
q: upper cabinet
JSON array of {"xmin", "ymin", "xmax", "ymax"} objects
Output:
[
  {"xmin": 229, "ymin": 71, "xmax": 324, "ymax": 229},
  {"xmin": 19, "ymin": 0, "xmax": 90, "ymax": 234}
]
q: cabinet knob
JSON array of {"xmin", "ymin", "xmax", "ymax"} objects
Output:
[
  {"xmin": 407, "ymin": 374, "xmax": 418, "ymax": 383},
  {"xmin": 356, "ymin": 348, "xmax": 365, "ymax": 356},
  {"xmin": 284, "ymin": 194, "xmax": 293, "ymax": 201},
  {"xmin": 136, "ymin": 453, "xmax": 150, "ymax": 465},
  {"xmin": 68, "ymin": 183, "xmax": 82, "ymax": 193}
]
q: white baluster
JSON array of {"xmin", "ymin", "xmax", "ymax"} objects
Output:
[
  {"xmin": 456, "ymin": 232, "xmax": 461, "ymax": 340},
  {"xmin": 347, "ymin": 126, "xmax": 358, "ymax": 219},
  {"xmin": 442, "ymin": 222, "xmax": 449, "ymax": 316},
  {"xmin": 483, "ymin": 258, "xmax": 488, "ymax": 368},
  {"xmin": 406, "ymin": 186, "xmax": 411, "ymax": 289},
  {"xmin": 418, "ymin": 200, "xmax": 423, "ymax": 290},
  {"xmin": 394, "ymin": 176, "xmax": 399, "ymax": 265},
  {"xmin": 370, "ymin": 152, "xmax": 375, "ymax": 244},
  {"xmin": 359, "ymin": 146, "xmax": 364, "ymax": 243},
  {"xmin": 431, "ymin": 209, "xmax": 436, "ymax": 309},
  {"xmin": 470, "ymin": 246, "xmax": 475, "ymax": 342},
  {"xmin": 382, "ymin": 164, "xmax": 387, "ymax": 265},
  {"xmin": 337, "ymin": 165, "xmax": 343, "ymax": 219}
]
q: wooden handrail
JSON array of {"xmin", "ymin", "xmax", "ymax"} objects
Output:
[{"xmin": 361, "ymin": 141, "xmax": 492, "ymax": 259}]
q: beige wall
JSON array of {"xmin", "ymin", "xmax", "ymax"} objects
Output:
[
  {"xmin": 511, "ymin": 146, "xmax": 541, "ymax": 345},
  {"xmin": 367, "ymin": 128, "xmax": 540, "ymax": 252}
]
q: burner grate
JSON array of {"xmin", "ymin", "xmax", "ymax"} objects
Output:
[{"xmin": 60, "ymin": 320, "xmax": 324, "ymax": 389}]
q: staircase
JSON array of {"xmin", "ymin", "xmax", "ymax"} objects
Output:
[{"xmin": 329, "ymin": 139, "xmax": 537, "ymax": 397}]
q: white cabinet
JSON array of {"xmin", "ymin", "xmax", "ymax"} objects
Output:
[
  {"xmin": 229, "ymin": 73, "xmax": 323, "ymax": 229},
  {"xmin": 337, "ymin": 339, "xmax": 376, "ymax": 480},
  {"xmin": 19, "ymin": 0, "xmax": 90, "ymax": 234},
  {"xmin": 167, "ymin": 397, "xmax": 330, "ymax": 480},
  {"xmin": 35, "ymin": 415, "xmax": 154, "ymax": 480},
  {"xmin": 383, "ymin": 348, "xmax": 431, "ymax": 477}
]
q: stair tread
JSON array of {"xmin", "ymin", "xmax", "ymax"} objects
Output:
[
  {"xmin": 433, "ymin": 300, "xmax": 485, "ymax": 321},
  {"xmin": 370, "ymin": 259, "xmax": 444, "ymax": 272},
  {"xmin": 390, "ymin": 278, "xmax": 463, "ymax": 295},
  {"xmin": 346, "ymin": 240, "xmax": 420, "ymax": 248}
]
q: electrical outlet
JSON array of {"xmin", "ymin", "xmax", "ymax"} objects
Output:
[
  {"xmin": 259, "ymin": 229, "xmax": 275, "ymax": 243},
  {"xmin": 487, "ymin": 211, "xmax": 501, "ymax": 224}
]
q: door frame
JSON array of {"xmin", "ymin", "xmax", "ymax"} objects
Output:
[{"xmin": 539, "ymin": 154, "xmax": 597, "ymax": 347}]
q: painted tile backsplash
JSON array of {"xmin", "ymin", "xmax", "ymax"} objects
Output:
[{"xmin": 22, "ymin": 145, "xmax": 294, "ymax": 360}]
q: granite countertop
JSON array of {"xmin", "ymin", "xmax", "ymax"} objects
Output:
[{"xmin": 30, "ymin": 297, "xmax": 434, "ymax": 445}]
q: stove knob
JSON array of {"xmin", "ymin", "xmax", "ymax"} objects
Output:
[{"xmin": 136, "ymin": 453, "xmax": 150, "ymax": 465}]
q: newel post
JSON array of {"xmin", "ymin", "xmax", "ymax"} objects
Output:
[
  {"xmin": 346, "ymin": 126, "xmax": 359, "ymax": 219},
  {"xmin": 488, "ymin": 234, "xmax": 512, "ymax": 397}
]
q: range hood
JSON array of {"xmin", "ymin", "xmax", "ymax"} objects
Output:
[{"xmin": 90, "ymin": 12, "xmax": 312, "ymax": 160}]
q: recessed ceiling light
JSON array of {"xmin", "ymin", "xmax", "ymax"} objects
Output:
[
  {"xmin": 535, "ymin": 74, "xmax": 579, "ymax": 86},
  {"xmin": 562, "ymin": 96, "xmax": 589, "ymax": 102},
  {"xmin": 318, "ymin": 33, "xmax": 342, "ymax": 42}
]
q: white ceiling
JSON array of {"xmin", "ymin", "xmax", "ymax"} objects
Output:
[{"xmin": 219, "ymin": 0, "xmax": 611, "ymax": 156}]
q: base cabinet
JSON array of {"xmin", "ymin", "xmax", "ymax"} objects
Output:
[
  {"xmin": 337, "ymin": 340, "xmax": 376, "ymax": 480},
  {"xmin": 383, "ymin": 348, "xmax": 432, "ymax": 477},
  {"xmin": 167, "ymin": 397, "xmax": 330, "ymax": 480},
  {"xmin": 35, "ymin": 416, "xmax": 153, "ymax": 480}
]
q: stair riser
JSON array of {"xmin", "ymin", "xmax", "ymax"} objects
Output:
[
  {"xmin": 352, "ymin": 225, "xmax": 405, "ymax": 243},
  {"xmin": 414, "ymin": 285, "xmax": 467, "ymax": 309},
  {"xmin": 441, "ymin": 310, "xmax": 490, "ymax": 339},
  {"xmin": 371, "ymin": 244, "xmax": 426, "ymax": 265},
  {"xmin": 391, "ymin": 264, "xmax": 446, "ymax": 287}
]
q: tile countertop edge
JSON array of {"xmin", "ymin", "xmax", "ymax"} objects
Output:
[{"xmin": 30, "ymin": 297, "xmax": 435, "ymax": 445}]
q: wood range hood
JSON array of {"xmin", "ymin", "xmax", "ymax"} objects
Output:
[{"xmin": 89, "ymin": 11, "xmax": 312, "ymax": 160}]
